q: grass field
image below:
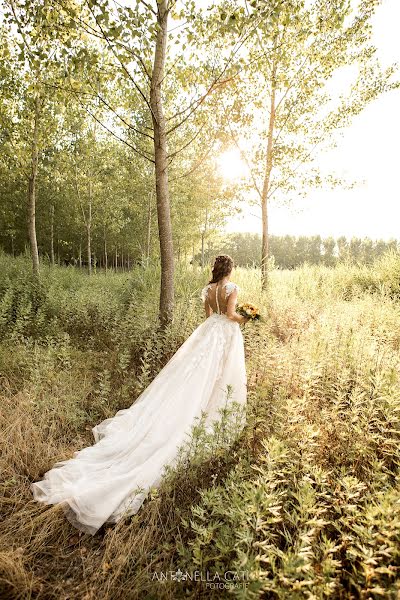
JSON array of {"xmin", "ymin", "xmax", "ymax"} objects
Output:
[{"xmin": 1, "ymin": 252, "xmax": 400, "ymax": 599}]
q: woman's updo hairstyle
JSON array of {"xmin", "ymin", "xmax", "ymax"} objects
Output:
[{"xmin": 208, "ymin": 254, "xmax": 234, "ymax": 284}]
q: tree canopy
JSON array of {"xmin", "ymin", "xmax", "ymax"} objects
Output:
[{"xmin": 0, "ymin": 0, "xmax": 398, "ymax": 322}]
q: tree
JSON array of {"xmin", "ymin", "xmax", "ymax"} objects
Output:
[
  {"xmin": 322, "ymin": 236, "xmax": 336, "ymax": 266},
  {"xmin": 148, "ymin": 0, "xmax": 174, "ymax": 325},
  {"xmin": 217, "ymin": 0, "xmax": 399, "ymax": 288},
  {"xmin": 337, "ymin": 236, "xmax": 349, "ymax": 262},
  {"xmin": 56, "ymin": 0, "xmax": 265, "ymax": 325},
  {"xmin": 2, "ymin": 0, "xmax": 79, "ymax": 275}
]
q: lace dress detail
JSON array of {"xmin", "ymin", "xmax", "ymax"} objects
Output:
[
  {"xmin": 200, "ymin": 284, "xmax": 212, "ymax": 303},
  {"xmin": 200, "ymin": 282, "xmax": 240, "ymax": 304},
  {"xmin": 224, "ymin": 282, "xmax": 240, "ymax": 298}
]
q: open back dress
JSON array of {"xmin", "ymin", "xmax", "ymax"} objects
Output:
[{"xmin": 31, "ymin": 281, "xmax": 247, "ymax": 534}]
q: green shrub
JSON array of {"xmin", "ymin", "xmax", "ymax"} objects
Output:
[{"xmin": 1, "ymin": 254, "xmax": 400, "ymax": 599}]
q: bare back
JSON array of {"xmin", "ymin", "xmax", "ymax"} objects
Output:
[
  {"xmin": 207, "ymin": 282, "xmax": 229, "ymax": 314},
  {"xmin": 201, "ymin": 281, "xmax": 240, "ymax": 316}
]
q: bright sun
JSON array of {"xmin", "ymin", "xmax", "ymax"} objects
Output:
[{"xmin": 218, "ymin": 148, "xmax": 247, "ymax": 181}]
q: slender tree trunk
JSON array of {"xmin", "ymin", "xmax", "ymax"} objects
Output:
[
  {"xmin": 146, "ymin": 191, "xmax": 152, "ymax": 264},
  {"xmin": 115, "ymin": 246, "xmax": 117, "ymax": 270},
  {"xmin": 201, "ymin": 208, "xmax": 208, "ymax": 268},
  {"xmin": 50, "ymin": 203, "xmax": 55, "ymax": 266},
  {"xmin": 261, "ymin": 57, "xmax": 277, "ymax": 290},
  {"xmin": 104, "ymin": 227, "xmax": 108, "ymax": 273},
  {"xmin": 150, "ymin": 0, "xmax": 174, "ymax": 328},
  {"xmin": 28, "ymin": 93, "xmax": 41, "ymax": 276},
  {"xmin": 87, "ymin": 181, "xmax": 92, "ymax": 275},
  {"xmin": 87, "ymin": 225, "xmax": 91, "ymax": 274},
  {"xmin": 127, "ymin": 254, "xmax": 130, "ymax": 270},
  {"xmin": 79, "ymin": 241, "xmax": 82, "ymax": 268}
]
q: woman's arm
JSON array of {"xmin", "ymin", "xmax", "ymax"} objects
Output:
[{"xmin": 226, "ymin": 288, "xmax": 249, "ymax": 324}]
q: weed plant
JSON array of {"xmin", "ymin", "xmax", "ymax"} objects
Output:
[{"xmin": 1, "ymin": 251, "xmax": 400, "ymax": 598}]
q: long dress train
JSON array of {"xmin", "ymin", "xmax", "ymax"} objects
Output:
[{"xmin": 31, "ymin": 282, "xmax": 247, "ymax": 535}]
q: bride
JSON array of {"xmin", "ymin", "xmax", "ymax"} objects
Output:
[{"xmin": 31, "ymin": 254, "xmax": 249, "ymax": 535}]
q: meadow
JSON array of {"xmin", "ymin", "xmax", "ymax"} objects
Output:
[{"xmin": 1, "ymin": 251, "xmax": 400, "ymax": 599}]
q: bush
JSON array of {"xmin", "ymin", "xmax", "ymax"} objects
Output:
[{"xmin": 1, "ymin": 254, "xmax": 400, "ymax": 598}]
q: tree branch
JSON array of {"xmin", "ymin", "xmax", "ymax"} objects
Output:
[
  {"xmin": 166, "ymin": 10, "xmax": 268, "ymax": 130},
  {"xmin": 167, "ymin": 124, "xmax": 205, "ymax": 163},
  {"xmin": 138, "ymin": 0, "xmax": 157, "ymax": 16},
  {"xmin": 267, "ymin": 139, "xmax": 322, "ymax": 200},
  {"xmin": 8, "ymin": 0, "xmax": 36, "ymax": 61},
  {"xmin": 87, "ymin": 81, "xmax": 154, "ymax": 141},
  {"xmin": 84, "ymin": 0, "xmax": 155, "ymax": 118},
  {"xmin": 70, "ymin": 86, "xmax": 155, "ymax": 163}
]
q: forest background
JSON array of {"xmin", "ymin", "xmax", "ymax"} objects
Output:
[{"xmin": 1, "ymin": 0, "xmax": 399, "ymax": 325}]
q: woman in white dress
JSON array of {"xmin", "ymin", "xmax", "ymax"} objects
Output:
[{"xmin": 31, "ymin": 254, "xmax": 249, "ymax": 535}]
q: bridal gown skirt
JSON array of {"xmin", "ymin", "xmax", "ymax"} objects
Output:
[{"xmin": 31, "ymin": 313, "xmax": 247, "ymax": 535}]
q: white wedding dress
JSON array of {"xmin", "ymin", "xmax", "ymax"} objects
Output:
[{"xmin": 31, "ymin": 281, "xmax": 247, "ymax": 535}]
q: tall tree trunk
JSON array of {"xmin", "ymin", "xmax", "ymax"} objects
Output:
[
  {"xmin": 104, "ymin": 227, "xmax": 108, "ymax": 273},
  {"xmin": 150, "ymin": 0, "xmax": 174, "ymax": 328},
  {"xmin": 87, "ymin": 181, "xmax": 92, "ymax": 275},
  {"xmin": 50, "ymin": 203, "xmax": 55, "ymax": 266},
  {"xmin": 201, "ymin": 208, "xmax": 208, "ymax": 268},
  {"xmin": 28, "ymin": 93, "xmax": 41, "ymax": 276},
  {"xmin": 261, "ymin": 57, "xmax": 277, "ymax": 290},
  {"xmin": 146, "ymin": 191, "xmax": 152, "ymax": 263},
  {"xmin": 87, "ymin": 224, "xmax": 91, "ymax": 274},
  {"xmin": 79, "ymin": 241, "xmax": 82, "ymax": 269}
]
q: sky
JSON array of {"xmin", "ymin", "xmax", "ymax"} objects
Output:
[{"xmin": 225, "ymin": 0, "xmax": 400, "ymax": 240}]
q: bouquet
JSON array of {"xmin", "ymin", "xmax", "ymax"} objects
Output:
[{"xmin": 237, "ymin": 302, "xmax": 261, "ymax": 321}]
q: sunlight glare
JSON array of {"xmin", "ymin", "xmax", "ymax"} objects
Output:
[{"xmin": 218, "ymin": 148, "xmax": 247, "ymax": 181}]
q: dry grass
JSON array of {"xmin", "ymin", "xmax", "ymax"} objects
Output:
[{"xmin": 2, "ymin": 258, "xmax": 400, "ymax": 598}]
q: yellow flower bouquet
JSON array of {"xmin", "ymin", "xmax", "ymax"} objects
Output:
[{"xmin": 237, "ymin": 302, "xmax": 261, "ymax": 321}]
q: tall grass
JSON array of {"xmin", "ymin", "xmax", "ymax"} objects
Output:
[{"xmin": 1, "ymin": 251, "xmax": 400, "ymax": 598}]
